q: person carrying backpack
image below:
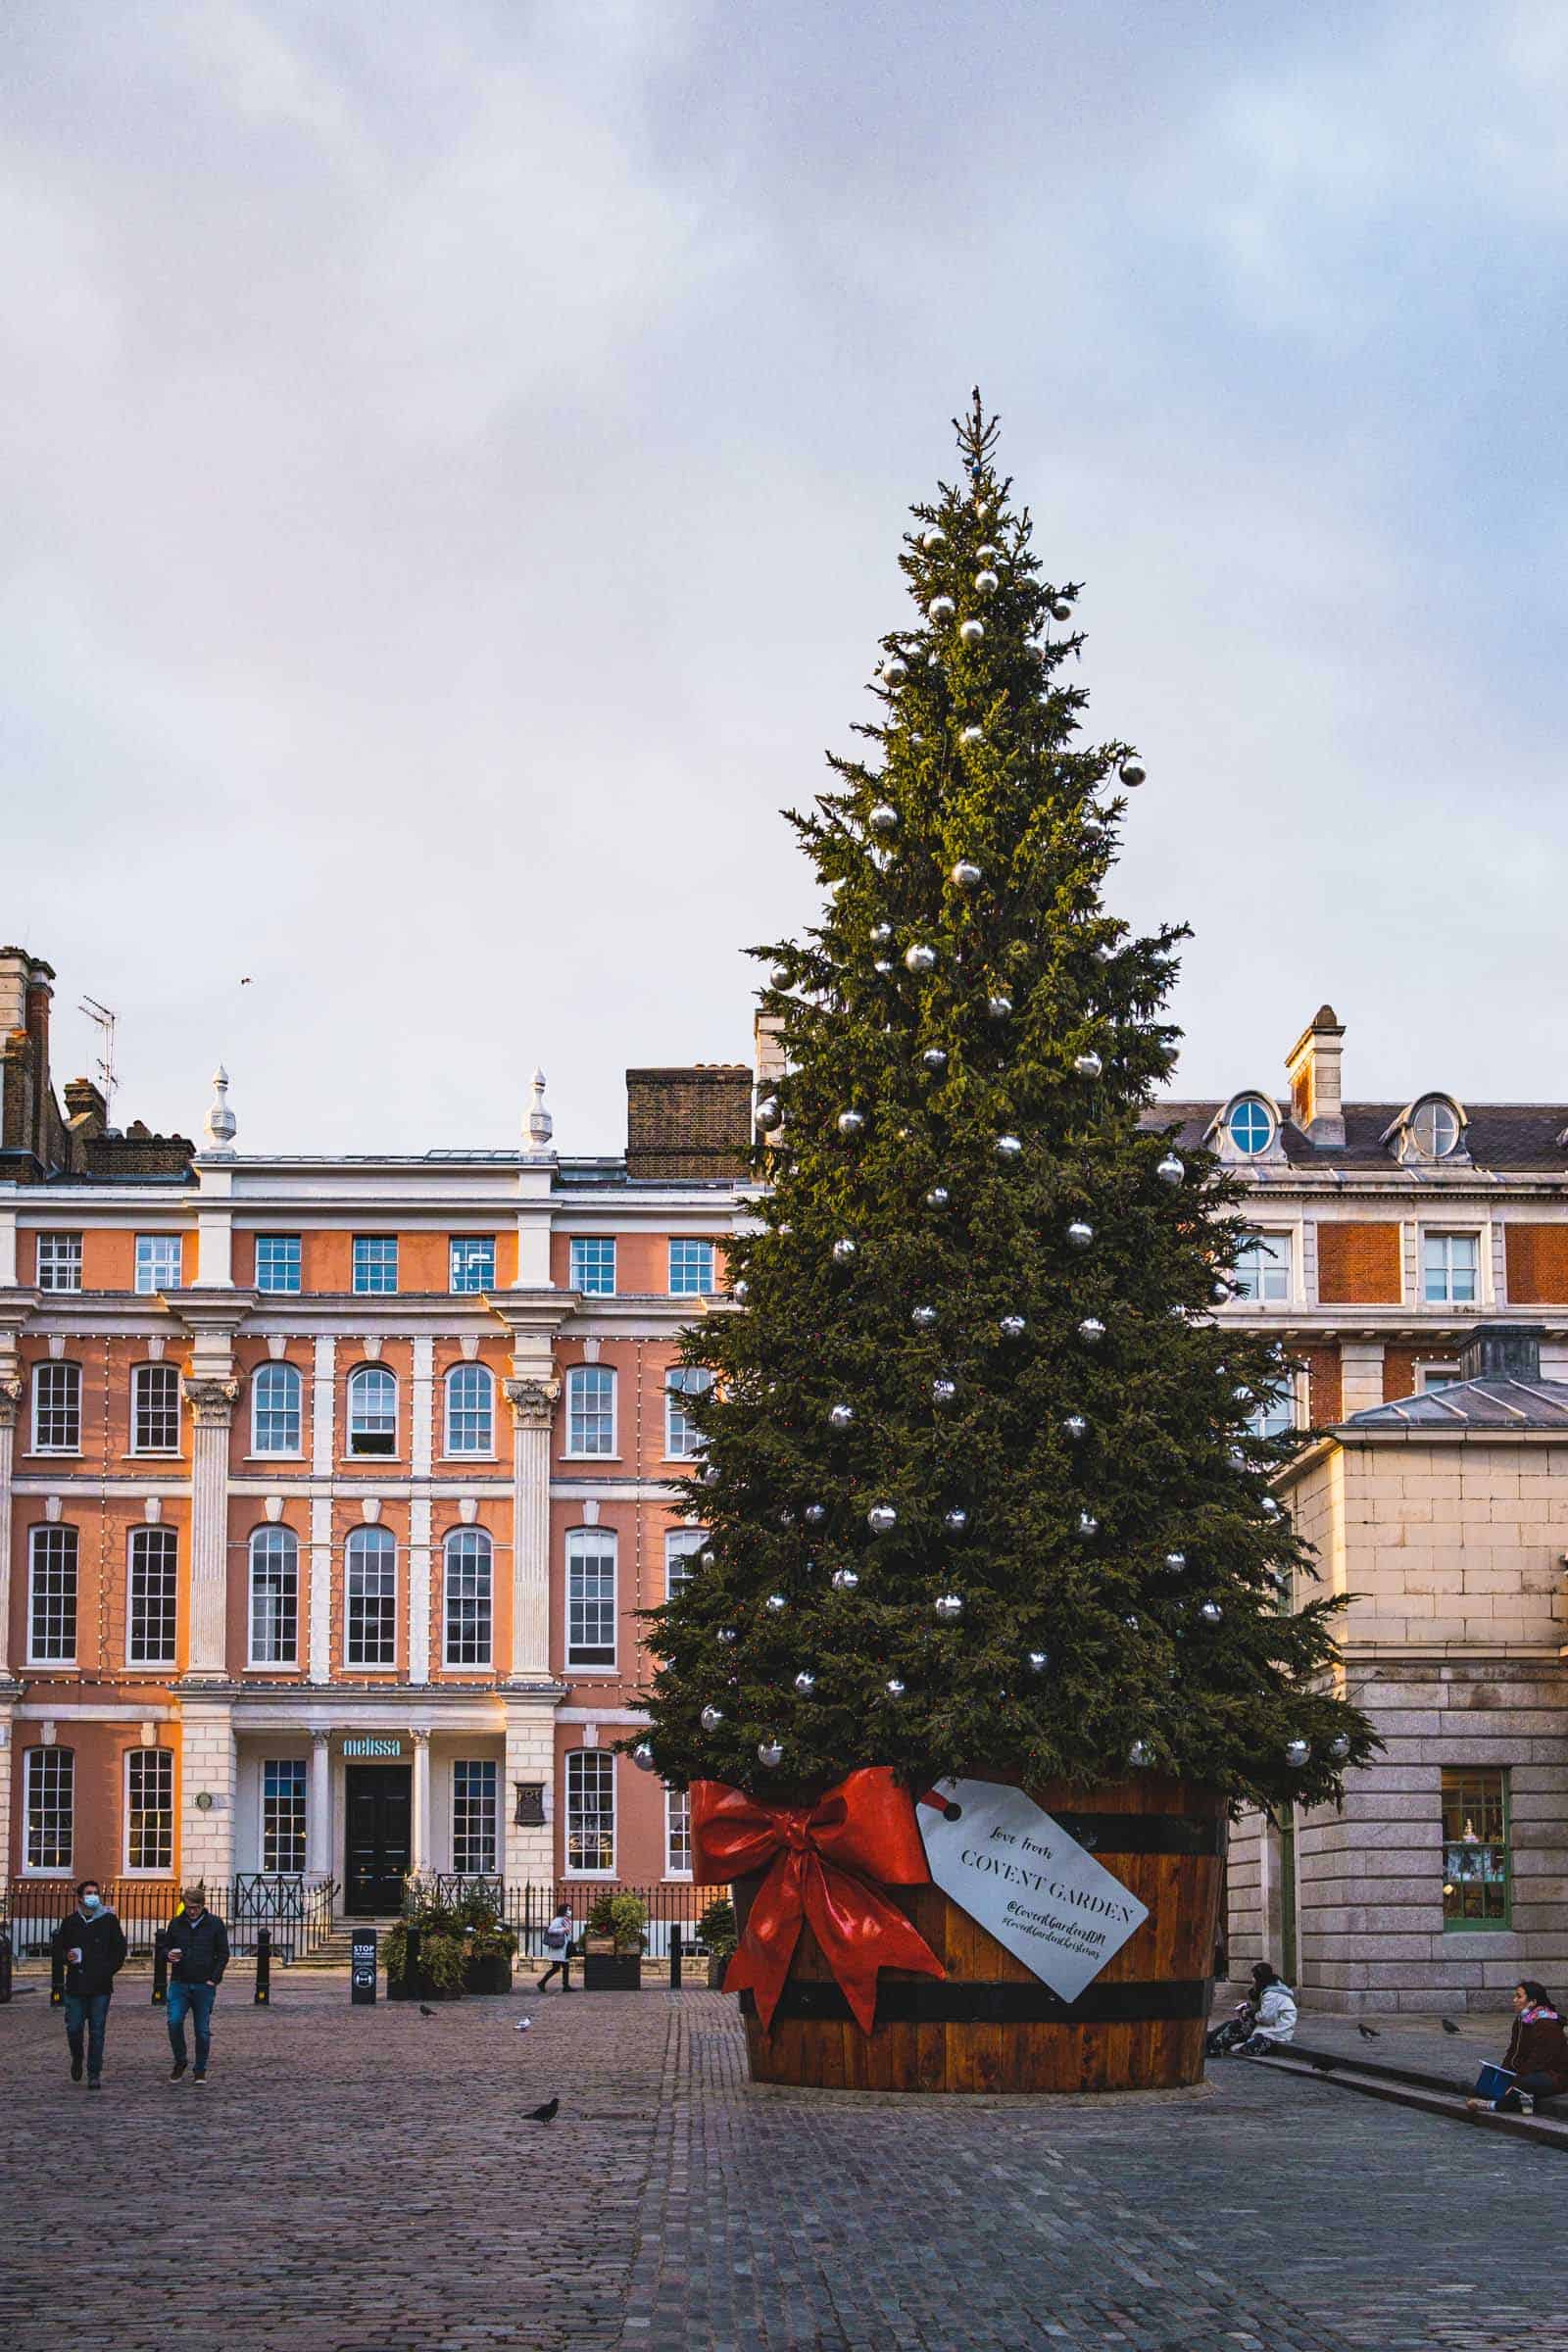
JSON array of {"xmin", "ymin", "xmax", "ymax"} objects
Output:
[{"xmin": 536, "ymin": 1903, "xmax": 574, "ymax": 1992}]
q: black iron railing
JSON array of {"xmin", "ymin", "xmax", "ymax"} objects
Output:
[
  {"xmin": 229, "ymin": 1875, "xmax": 338, "ymax": 1961},
  {"xmin": 1, "ymin": 1879, "xmax": 177, "ymax": 1959}
]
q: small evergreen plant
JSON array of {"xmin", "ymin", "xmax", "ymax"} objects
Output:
[{"xmin": 638, "ymin": 396, "xmax": 1372, "ymax": 1815}]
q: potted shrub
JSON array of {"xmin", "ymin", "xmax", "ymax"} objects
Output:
[
  {"xmin": 582, "ymin": 1891, "xmax": 647, "ymax": 1990},
  {"xmin": 385, "ymin": 1894, "xmax": 468, "ymax": 2001},
  {"xmin": 698, "ymin": 1896, "xmax": 737, "ymax": 1991},
  {"xmin": 461, "ymin": 1904, "xmax": 518, "ymax": 1995}
]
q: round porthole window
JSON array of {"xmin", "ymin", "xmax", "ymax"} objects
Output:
[
  {"xmin": 1410, "ymin": 1098, "xmax": 1460, "ymax": 1158},
  {"xmin": 1226, "ymin": 1097, "xmax": 1275, "ymax": 1156}
]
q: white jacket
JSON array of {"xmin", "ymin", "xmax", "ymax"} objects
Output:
[{"xmin": 1254, "ymin": 1982, "xmax": 1298, "ymax": 2043}]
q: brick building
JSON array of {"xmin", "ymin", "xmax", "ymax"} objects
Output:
[{"xmin": 1, "ymin": 942, "xmax": 754, "ymax": 1927}]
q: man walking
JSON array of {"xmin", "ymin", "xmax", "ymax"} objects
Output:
[
  {"xmin": 52, "ymin": 1880, "xmax": 127, "ymax": 2090},
  {"xmin": 163, "ymin": 1885, "xmax": 229, "ymax": 2083}
]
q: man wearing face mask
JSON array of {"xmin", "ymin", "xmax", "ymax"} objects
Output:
[
  {"xmin": 162, "ymin": 1885, "xmax": 229, "ymax": 2083},
  {"xmin": 51, "ymin": 1880, "xmax": 128, "ymax": 2090}
]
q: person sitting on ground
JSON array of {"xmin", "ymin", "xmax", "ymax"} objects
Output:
[
  {"xmin": 1206, "ymin": 1962, "xmax": 1297, "ymax": 2057},
  {"xmin": 1467, "ymin": 1981, "xmax": 1568, "ymax": 2115},
  {"xmin": 1232, "ymin": 1963, "xmax": 1298, "ymax": 2055}
]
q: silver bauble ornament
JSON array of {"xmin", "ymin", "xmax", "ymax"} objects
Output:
[
  {"xmin": 1156, "ymin": 1152, "xmax": 1185, "ymax": 1187},
  {"xmin": 837, "ymin": 1108, "xmax": 865, "ymax": 1136},
  {"xmin": 927, "ymin": 595, "xmax": 956, "ymax": 621},
  {"xmin": 1050, "ymin": 599, "xmax": 1072, "ymax": 622},
  {"xmin": 1329, "ymin": 1735, "xmax": 1350, "ymax": 1761},
  {"xmin": 702, "ymin": 1463, "xmax": 721, "ymax": 1486},
  {"xmin": 1164, "ymin": 1551, "xmax": 1187, "ymax": 1571},
  {"xmin": 910, "ymin": 1304, "xmax": 938, "ymax": 1329},
  {"xmin": 1074, "ymin": 1051, "xmax": 1103, "ymax": 1079},
  {"xmin": 716, "ymin": 1626, "xmax": 737, "ymax": 1644},
  {"xmin": 756, "ymin": 1096, "xmax": 782, "ymax": 1131},
  {"xmin": 1093, "ymin": 941, "xmax": 1116, "ymax": 965},
  {"xmin": 882, "ymin": 657, "xmax": 908, "ymax": 685},
  {"xmin": 885, "ymin": 1677, "xmax": 906, "ymax": 1699},
  {"xmin": 1078, "ymin": 1317, "xmax": 1106, "ymax": 1344},
  {"xmin": 1077, "ymin": 1511, "xmax": 1100, "ymax": 1537},
  {"xmin": 1119, "ymin": 758, "xmax": 1147, "ymax": 788},
  {"xmin": 866, "ymin": 1503, "xmax": 898, "ymax": 1535},
  {"xmin": 869, "ymin": 846, "xmax": 894, "ymax": 875},
  {"xmin": 831, "ymin": 1237, "xmax": 858, "ymax": 1264},
  {"xmin": 1124, "ymin": 1614, "xmax": 1141, "ymax": 1633},
  {"xmin": 1026, "ymin": 1649, "xmax": 1050, "ymax": 1675},
  {"xmin": 1229, "ymin": 1447, "xmax": 1249, "ymax": 1471},
  {"xmin": 976, "ymin": 543, "xmax": 999, "ymax": 563},
  {"xmin": 973, "ymin": 569, "xmax": 999, "ymax": 594},
  {"xmin": 934, "ymin": 1592, "xmax": 964, "ymax": 1622},
  {"xmin": 944, "ymin": 1506, "xmax": 970, "ymax": 1534},
  {"xmin": 1199, "ymin": 1600, "xmax": 1223, "ymax": 1625},
  {"xmin": 779, "ymin": 1507, "xmax": 796, "ymax": 1527},
  {"xmin": 868, "ymin": 803, "xmax": 899, "ymax": 834},
  {"xmin": 1067, "ymin": 1221, "xmax": 1094, "ymax": 1250},
  {"xmin": 870, "ymin": 921, "xmax": 894, "ymax": 944},
  {"xmin": 986, "ymin": 994, "xmax": 1013, "ymax": 1021},
  {"xmin": 999, "ymin": 1314, "xmax": 1026, "ymax": 1340},
  {"xmin": 794, "ymin": 1671, "xmax": 818, "ymax": 1697},
  {"xmin": 1062, "ymin": 1413, "xmax": 1089, "ymax": 1441},
  {"xmin": 874, "ymin": 959, "xmax": 893, "ymax": 975},
  {"xmin": 951, "ymin": 859, "xmax": 983, "ymax": 888},
  {"xmin": 631, "ymin": 1742, "xmax": 659, "ymax": 1773},
  {"xmin": 931, "ymin": 1376, "xmax": 957, "ymax": 1406},
  {"xmin": 831, "ymin": 1568, "xmax": 859, "ymax": 1593},
  {"xmin": 1285, "ymin": 1740, "xmax": 1310, "ymax": 1768},
  {"xmin": 731, "ymin": 1280, "xmax": 750, "ymax": 1303},
  {"xmin": 804, "ymin": 1503, "xmax": 826, "ymax": 1526},
  {"xmin": 828, "ymin": 1402, "xmax": 855, "ymax": 1429},
  {"xmin": 768, "ymin": 962, "xmax": 792, "ymax": 990},
  {"xmin": 905, "ymin": 942, "xmax": 937, "ymax": 973},
  {"xmin": 765, "ymin": 1592, "xmax": 788, "ymax": 1614},
  {"xmin": 757, "ymin": 1737, "xmax": 784, "ymax": 1769},
  {"xmin": 958, "ymin": 618, "xmax": 985, "ymax": 646},
  {"xmin": 920, "ymin": 526, "xmax": 946, "ymax": 552},
  {"xmin": 921, "ymin": 1047, "xmax": 949, "ymax": 1073},
  {"xmin": 959, "ymin": 724, "xmax": 985, "ymax": 745},
  {"xmin": 700, "ymin": 1704, "xmax": 724, "ymax": 1733},
  {"xmin": 925, "ymin": 1186, "xmax": 950, "ymax": 1210},
  {"xmin": 700, "ymin": 1548, "xmax": 716, "ymax": 1570},
  {"xmin": 1260, "ymin": 1495, "xmax": 1281, "ymax": 1518},
  {"xmin": 995, "ymin": 1133, "xmax": 1023, "ymax": 1159},
  {"xmin": 1128, "ymin": 1740, "xmax": 1152, "ymax": 1768},
  {"xmin": 1211, "ymin": 1281, "xmax": 1230, "ymax": 1302}
]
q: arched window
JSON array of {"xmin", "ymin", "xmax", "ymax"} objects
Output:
[
  {"xmin": 564, "ymin": 1364, "xmax": 615, "ymax": 1456},
  {"xmin": 28, "ymin": 1525, "xmax": 77, "ymax": 1664},
  {"xmin": 1410, "ymin": 1096, "xmax": 1462, "ymax": 1159},
  {"xmin": 445, "ymin": 1363, "xmax": 494, "ymax": 1456},
  {"xmin": 127, "ymin": 1526, "xmax": 178, "ymax": 1667},
  {"xmin": 249, "ymin": 1526, "xmax": 300, "ymax": 1667},
  {"xmin": 443, "ymin": 1529, "xmax": 493, "ymax": 1667},
  {"xmin": 347, "ymin": 1364, "xmax": 397, "ymax": 1457},
  {"xmin": 131, "ymin": 1362, "xmax": 181, "ymax": 1453},
  {"xmin": 565, "ymin": 1749, "xmax": 614, "ymax": 1875},
  {"xmin": 24, "ymin": 1745, "xmax": 74, "ymax": 1872},
  {"xmin": 1225, "ymin": 1097, "xmax": 1276, "ymax": 1157},
  {"xmin": 253, "ymin": 1361, "xmax": 304, "ymax": 1455},
  {"xmin": 664, "ymin": 1528, "xmax": 705, "ymax": 1598},
  {"xmin": 665, "ymin": 1367, "xmax": 713, "ymax": 1459},
  {"xmin": 31, "ymin": 1360, "xmax": 81, "ymax": 1452},
  {"xmin": 125, "ymin": 1748, "xmax": 174, "ymax": 1873},
  {"xmin": 345, "ymin": 1525, "xmax": 397, "ymax": 1666},
  {"xmin": 565, "ymin": 1527, "xmax": 616, "ymax": 1667}
]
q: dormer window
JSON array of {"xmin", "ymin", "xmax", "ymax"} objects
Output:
[
  {"xmin": 1409, "ymin": 1096, "xmax": 1461, "ymax": 1159},
  {"xmin": 1226, "ymin": 1097, "xmax": 1276, "ymax": 1157}
]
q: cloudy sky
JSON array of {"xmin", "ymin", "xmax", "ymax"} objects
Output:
[{"xmin": 5, "ymin": 2, "xmax": 1566, "ymax": 1154}]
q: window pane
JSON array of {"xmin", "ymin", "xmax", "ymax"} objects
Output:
[
  {"xmin": 135, "ymin": 1234, "xmax": 183, "ymax": 1294},
  {"xmin": 668, "ymin": 1239, "xmax": 715, "ymax": 1296},
  {"xmin": 352, "ymin": 1236, "xmax": 399, "ymax": 1295},
  {"xmin": 445, "ymin": 1363, "xmax": 494, "ymax": 1454},
  {"xmin": 666, "ymin": 1788, "xmax": 692, "ymax": 1878},
  {"xmin": 1234, "ymin": 1232, "xmax": 1291, "ymax": 1303},
  {"xmin": 133, "ymin": 1362, "xmax": 181, "ymax": 1452},
  {"xmin": 29, "ymin": 1526, "xmax": 77, "ymax": 1662},
  {"xmin": 1442, "ymin": 1767, "xmax": 1509, "ymax": 1926},
  {"xmin": 263, "ymin": 1759, "xmax": 307, "ymax": 1873},
  {"xmin": 565, "ymin": 1751, "xmax": 614, "ymax": 1873},
  {"xmin": 566, "ymin": 1366, "xmax": 614, "ymax": 1455},
  {"xmin": 569, "ymin": 1238, "xmax": 616, "ymax": 1296},
  {"xmin": 664, "ymin": 1366, "xmax": 713, "ymax": 1458},
  {"xmin": 566, "ymin": 1532, "xmax": 616, "ymax": 1666},
  {"xmin": 25, "ymin": 1747, "xmax": 74, "ymax": 1871},
  {"xmin": 1226, "ymin": 1100, "xmax": 1273, "ymax": 1156},
  {"xmin": 1424, "ymin": 1233, "xmax": 1480, "ymax": 1304},
  {"xmin": 449, "ymin": 1237, "xmax": 496, "ymax": 1294},
  {"xmin": 452, "ymin": 1759, "xmax": 498, "ymax": 1873},
  {"xmin": 33, "ymin": 1362, "xmax": 82, "ymax": 1451},
  {"xmin": 126, "ymin": 1749, "xmax": 174, "ymax": 1872},
  {"xmin": 250, "ymin": 1527, "xmax": 299, "ymax": 1666},
  {"xmin": 128, "ymin": 1527, "xmax": 178, "ymax": 1666},
  {"xmin": 665, "ymin": 1529, "xmax": 704, "ymax": 1598},
  {"xmin": 348, "ymin": 1365, "xmax": 397, "ymax": 1454},
  {"xmin": 256, "ymin": 1235, "xmax": 302, "ymax": 1294},
  {"xmin": 254, "ymin": 1362, "xmax": 303, "ymax": 1453},
  {"xmin": 37, "ymin": 1233, "xmax": 82, "ymax": 1293},
  {"xmin": 345, "ymin": 1527, "xmax": 397, "ymax": 1666},
  {"xmin": 444, "ymin": 1531, "xmax": 493, "ymax": 1666}
]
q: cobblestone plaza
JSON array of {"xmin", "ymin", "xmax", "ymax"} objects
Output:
[{"xmin": 2, "ymin": 1980, "xmax": 1563, "ymax": 2352}]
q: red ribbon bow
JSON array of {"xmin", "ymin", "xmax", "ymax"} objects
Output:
[{"xmin": 691, "ymin": 1766, "xmax": 947, "ymax": 2034}]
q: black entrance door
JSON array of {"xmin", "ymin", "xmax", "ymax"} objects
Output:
[{"xmin": 345, "ymin": 1765, "xmax": 413, "ymax": 1914}]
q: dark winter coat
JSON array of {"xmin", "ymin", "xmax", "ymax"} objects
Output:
[
  {"xmin": 52, "ymin": 1908, "xmax": 128, "ymax": 1998},
  {"xmin": 163, "ymin": 1908, "xmax": 229, "ymax": 1985},
  {"xmin": 1503, "ymin": 2008, "xmax": 1568, "ymax": 2094}
]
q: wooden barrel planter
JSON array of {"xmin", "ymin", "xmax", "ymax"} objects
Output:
[{"xmin": 732, "ymin": 1775, "xmax": 1225, "ymax": 2094}]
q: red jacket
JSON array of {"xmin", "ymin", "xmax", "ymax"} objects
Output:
[{"xmin": 1503, "ymin": 2009, "xmax": 1568, "ymax": 2093}]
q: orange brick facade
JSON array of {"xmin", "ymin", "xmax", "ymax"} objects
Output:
[
  {"xmin": 1504, "ymin": 1223, "xmax": 1568, "ymax": 1305},
  {"xmin": 1316, "ymin": 1221, "xmax": 1402, "ymax": 1304}
]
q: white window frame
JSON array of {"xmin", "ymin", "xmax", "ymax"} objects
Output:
[
  {"xmin": 1249, "ymin": 1375, "xmax": 1299, "ymax": 1441},
  {"xmin": 442, "ymin": 1528, "xmax": 494, "ymax": 1669},
  {"xmin": 665, "ymin": 1787, "xmax": 693, "ymax": 1881},
  {"xmin": 262, "ymin": 1756, "xmax": 308, "ymax": 1873},
  {"xmin": 565, "ymin": 1528, "xmax": 617, "ymax": 1669},
  {"xmin": 1234, "ymin": 1231, "xmax": 1292, "ymax": 1305},
  {"xmin": 31, "ymin": 1360, "xmax": 82, "ymax": 1454},
  {"xmin": 664, "ymin": 1366, "xmax": 713, "ymax": 1460},
  {"xmin": 1225, "ymin": 1097, "xmax": 1276, "ymax": 1157},
  {"xmin": 443, "ymin": 1362, "xmax": 495, "ymax": 1457},
  {"xmin": 452, "ymin": 1758, "xmax": 500, "ymax": 1875},
  {"xmin": 568, "ymin": 1237, "xmax": 617, "ymax": 1297},
  {"xmin": 664, "ymin": 1528, "xmax": 705, "ymax": 1599},
  {"xmin": 255, "ymin": 1234, "xmax": 302, "ymax": 1295},
  {"xmin": 36, "ymin": 1232, "xmax": 82, "ymax": 1293},
  {"xmin": 27, "ymin": 1524, "xmax": 78, "ymax": 1665},
  {"xmin": 131, "ymin": 1360, "xmax": 182, "ymax": 1455},
  {"xmin": 1418, "ymin": 1362, "xmax": 1463, "ymax": 1395},
  {"xmin": 564, "ymin": 1364, "xmax": 616, "ymax": 1458},
  {"xmin": 352, "ymin": 1234, "xmax": 400, "ymax": 1295},
  {"xmin": 564, "ymin": 1749, "xmax": 615, "ymax": 1878},
  {"xmin": 344, "ymin": 1525, "xmax": 398, "ymax": 1668},
  {"xmin": 347, "ymin": 1363, "xmax": 398, "ymax": 1457},
  {"xmin": 248, "ymin": 1526, "xmax": 301, "ymax": 1669},
  {"xmin": 1422, "ymin": 1229, "xmax": 1482, "ymax": 1306},
  {"xmin": 668, "ymin": 1238, "xmax": 715, "ymax": 1297},
  {"xmin": 448, "ymin": 1236, "xmax": 496, "ymax": 1295},
  {"xmin": 126, "ymin": 1524, "xmax": 179, "ymax": 1668},
  {"xmin": 252, "ymin": 1360, "xmax": 304, "ymax": 1457},
  {"xmin": 23, "ymin": 1745, "xmax": 74, "ymax": 1875},
  {"xmin": 134, "ymin": 1232, "xmax": 183, "ymax": 1295},
  {"xmin": 123, "ymin": 1747, "xmax": 175, "ymax": 1876}
]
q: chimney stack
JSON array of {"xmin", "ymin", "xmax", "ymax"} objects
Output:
[
  {"xmin": 1458, "ymin": 1325, "xmax": 1544, "ymax": 1385},
  {"xmin": 1285, "ymin": 1005, "xmax": 1346, "ymax": 1148}
]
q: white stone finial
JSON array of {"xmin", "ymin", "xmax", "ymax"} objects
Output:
[
  {"xmin": 204, "ymin": 1064, "xmax": 237, "ymax": 1156},
  {"xmin": 526, "ymin": 1066, "xmax": 554, "ymax": 1149}
]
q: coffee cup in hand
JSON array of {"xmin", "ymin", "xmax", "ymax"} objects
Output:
[{"xmin": 69, "ymin": 1946, "xmax": 82, "ymax": 1966}]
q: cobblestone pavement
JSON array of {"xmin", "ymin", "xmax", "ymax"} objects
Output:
[{"xmin": 3, "ymin": 1977, "xmax": 1564, "ymax": 2352}]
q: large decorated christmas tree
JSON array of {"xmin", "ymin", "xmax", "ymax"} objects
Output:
[{"xmin": 637, "ymin": 396, "xmax": 1371, "ymax": 1823}]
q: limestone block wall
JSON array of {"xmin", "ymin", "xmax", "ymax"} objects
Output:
[
  {"xmin": 503, "ymin": 1702, "xmax": 556, "ymax": 1880},
  {"xmin": 177, "ymin": 1699, "xmax": 237, "ymax": 1893}
]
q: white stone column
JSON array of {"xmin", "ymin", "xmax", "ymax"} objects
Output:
[
  {"xmin": 411, "ymin": 1730, "xmax": 432, "ymax": 1875},
  {"xmin": 503, "ymin": 1699, "xmax": 557, "ymax": 1882},
  {"xmin": 0, "ymin": 1372, "xmax": 21, "ymax": 1681},
  {"xmin": 178, "ymin": 1697, "xmax": 237, "ymax": 1892},
  {"xmin": 504, "ymin": 1374, "xmax": 558, "ymax": 1680},
  {"xmin": 309, "ymin": 1495, "xmax": 332, "ymax": 1683},
  {"xmin": 184, "ymin": 1377, "xmax": 241, "ymax": 1679},
  {"xmin": 308, "ymin": 1733, "xmax": 332, "ymax": 1876},
  {"xmin": 409, "ymin": 1494, "xmax": 433, "ymax": 1683},
  {"xmin": 412, "ymin": 1337, "xmax": 434, "ymax": 1477}
]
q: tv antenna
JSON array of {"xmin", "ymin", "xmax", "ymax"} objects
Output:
[{"xmin": 79, "ymin": 995, "xmax": 119, "ymax": 1122}]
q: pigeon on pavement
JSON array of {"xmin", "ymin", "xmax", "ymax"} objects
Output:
[
  {"xmin": 418, "ymin": 2003, "xmax": 438, "ymax": 2019},
  {"xmin": 1356, "ymin": 2024, "xmax": 1381, "ymax": 2040},
  {"xmin": 514, "ymin": 2018, "xmax": 533, "ymax": 2033},
  {"xmin": 1441, "ymin": 2018, "xmax": 1461, "ymax": 2035},
  {"xmin": 526, "ymin": 2096, "xmax": 560, "ymax": 2123}
]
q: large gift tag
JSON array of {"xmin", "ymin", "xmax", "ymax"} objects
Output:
[{"xmin": 919, "ymin": 1777, "xmax": 1150, "ymax": 2002}]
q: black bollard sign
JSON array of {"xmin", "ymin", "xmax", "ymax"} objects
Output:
[{"xmin": 351, "ymin": 1926, "xmax": 378, "ymax": 2005}]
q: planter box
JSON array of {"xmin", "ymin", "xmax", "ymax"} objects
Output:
[
  {"xmin": 582, "ymin": 1950, "xmax": 642, "ymax": 1991},
  {"xmin": 708, "ymin": 1954, "xmax": 732, "ymax": 1991},
  {"xmin": 463, "ymin": 1953, "xmax": 514, "ymax": 1996},
  {"xmin": 386, "ymin": 1971, "xmax": 463, "ymax": 2003}
]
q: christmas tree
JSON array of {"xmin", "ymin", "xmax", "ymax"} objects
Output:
[{"xmin": 638, "ymin": 395, "xmax": 1372, "ymax": 1815}]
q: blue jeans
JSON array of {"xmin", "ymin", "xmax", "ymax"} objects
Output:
[
  {"xmin": 167, "ymin": 1981, "xmax": 218, "ymax": 2071},
  {"xmin": 65, "ymin": 1991, "xmax": 112, "ymax": 2081}
]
